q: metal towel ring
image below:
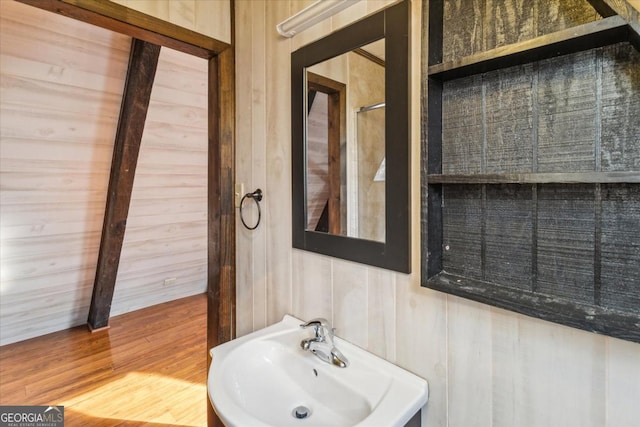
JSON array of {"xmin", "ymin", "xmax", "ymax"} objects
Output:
[{"xmin": 240, "ymin": 189, "xmax": 263, "ymax": 230}]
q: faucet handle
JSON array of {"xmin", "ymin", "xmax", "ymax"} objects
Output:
[
  {"xmin": 300, "ymin": 318, "xmax": 330, "ymax": 339},
  {"xmin": 300, "ymin": 318, "xmax": 329, "ymax": 328}
]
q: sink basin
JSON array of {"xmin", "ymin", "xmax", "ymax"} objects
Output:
[{"xmin": 208, "ymin": 315, "xmax": 428, "ymax": 427}]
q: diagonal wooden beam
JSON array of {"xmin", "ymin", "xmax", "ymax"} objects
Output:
[{"xmin": 87, "ymin": 38, "xmax": 161, "ymax": 331}]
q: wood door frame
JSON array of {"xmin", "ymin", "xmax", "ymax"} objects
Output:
[
  {"xmin": 12, "ymin": 1, "xmax": 235, "ymax": 425},
  {"xmin": 307, "ymin": 72, "xmax": 346, "ymax": 235}
]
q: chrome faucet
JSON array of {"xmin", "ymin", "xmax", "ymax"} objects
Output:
[{"xmin": 300, "ymin": 318, "xmax": 349, "ymax": 368}]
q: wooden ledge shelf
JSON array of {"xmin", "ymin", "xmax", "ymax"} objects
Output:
[
  {"xmin": 428, "ymin": 15, "xmax": 630, "ymax": 81},
  {"xmin": 427, "ymin": 272, "xmax": 640, "ymax": 344},
  {"xmin": 427, "ymin": 172, "xmax": 640, "ymax": 185}
]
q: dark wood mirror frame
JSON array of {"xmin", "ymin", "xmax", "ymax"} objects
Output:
[{"xmin": 291, "ymin": 0, "xmax": 411, "ymax": 273}]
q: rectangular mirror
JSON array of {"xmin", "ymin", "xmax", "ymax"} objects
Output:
[{"xmin": 291, "ymin": 0, "xmax": 410, "ymax": 272}]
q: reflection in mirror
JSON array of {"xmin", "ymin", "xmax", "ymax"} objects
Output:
[
  {"xmin": 304, "ymin": 39, "xmax": 385, "ymax": 242},
  {"xmin": 354, "ymin": 103, "xmax": 385, "ymax": 242}
]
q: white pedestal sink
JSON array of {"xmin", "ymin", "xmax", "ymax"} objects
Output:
[{"xmin": 208, "ymin": 315, "xmax": 428, "ymax": 427}]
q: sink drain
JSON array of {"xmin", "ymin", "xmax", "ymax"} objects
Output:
[{"xmin": 292, "ymin": 405, "xmax": 311, "ymax": 419}]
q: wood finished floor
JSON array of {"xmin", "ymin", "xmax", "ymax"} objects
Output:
[{"xmin": 0, "ymin": 294, "xmax": 208, "ymax": 426}]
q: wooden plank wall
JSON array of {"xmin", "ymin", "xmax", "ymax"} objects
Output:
[
  {"xmin": 0, "ymin": 1, "xmax": 129, "ymax": 345},
  {"xmin": 108, "ymin": 0, "xmax": 231, "ymax": 44},
  {"xmin": 0, "ymin": 1, "xmax": 209, "ymax": 345},
  {"xmin": 235, "ymin": 1, "xmax": 640, "ymax": 426},
  {"xmin": 112, "ymin": 46, "xmax": 208, "ymax": 315},
  {"xmin": 443, "ymin": 0, "xmax": 601, "ymax": 61}
]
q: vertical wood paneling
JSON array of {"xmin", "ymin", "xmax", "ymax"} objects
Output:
[
  {"xmin": 249, "ymin": 0, "xmax": 269, "ymax": 332},
  {"xmin": 265, "ymin": 0, "xmax": 294, "ymax": 324},
  {"xmin": 508, "ymin": 315, "xmax": 606, "ymax": 426},
  {"xmin": 195, "ymin": 0, "xmax": 231, "ymax": 45},
  {"xmin": 447, "ymin": 296, "xmax": 493, "ymax": 427},
  {"xmin": 489, "ymin": 306, "xmax": 520, "ymax": 426},
  {"xmin": 396, "ymin": 281, "xmax": 448, "ymax": 427},
  {"xmin": 367, "ymin": 267, "xmax": 396, "ymax": 361},
  {"xmin": 291, "ymin": 0, "xmax": 332, "ymax": 51},
  {"xmin": 109, "ymin": 0, "xmax": 231, "ymax": 44},
  {"xmin": 168, "ymin": 0, "xmax": 195, "ymax": 32},
  {"xmin": 234, "ymin": 3, "xmax": 640, "ymax": 427},
  {"xmin": 127, "ymin": 0, "xmax": 170, "ymax": 22},
  {"xmin": 332, "ymin": 259, "xmax": 367, "ymax": 348},
  {"xmin": 291, "ymin": 250, "xmax": 332, "ymax": 322},
  {"xmin": 490, "ymin": 306, "xmax": 608, "ymax": 427},
  {"xmin": 234, "ymin": 0, "xmax": 254, "ymax": 337},
  {"xmin": 606, "ymin": 337, "xmax": 640, "ymax": 427}
]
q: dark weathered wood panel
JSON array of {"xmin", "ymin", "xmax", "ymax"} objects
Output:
[
  {"xmin": 88, "ymin": 39, "xmax": 161, "ymax": 330},
  {"xmin": 537, "ymin": 50, "xmax": 597, "ymax": 172},
  {"xmin": 442, "ymin": 0, "xmax": 602, "ymax": 63},
  {"xmin": 483, "ymin": 0, "xmax": 535, "ymax": 50},
  {"xmin": 442, "ymin": 76, "xmax": 484, "ymax": 173},
  {"xmin": 537, "ymin": 0, "xmax": 600, "ymax": 36},
  {"xmin": 427, "ymin": 171, "xmax": 640, "ymax": 184},
  {"xmin": 428, "ymin": 0, "xmax": 444, "ymax": 65},
  {"xmin": 600, "ymin": 43, "xmax": 640, "ymax": 171},
  {"xmin": 536, "ymin": 184, "xmax": 595, "ymax": 305},
  {"xmin": 443, "ymin": 0, "xmax": 484, "ymax": 61},
  {"xmin": 442, "ymin": 185, "xmax": 483, "ymax": 279},
  {"xmin": 600, "ymin": 184, "xmax": 640, "ymax": 312},
  {"xmin": 429, "ymin": 16, "xmax": 629, "ymax": 82},
  {"xmin": 424, "ymin": 0, "xmax": 442, "ymax": 280},
  {"xmin": 425, "ymin": 0, "xmax": 640, "ymax": 344},
  {"xmin": 485, "ymin": 64, "xmax": 534, "ymax": 172},
  {"xmin": 587, "ymin": 0, "xmax": 640, "ymax": 38},
  {"xmin": 485, "ymin": 184, "xmax": 533, "ymax": 290}
]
